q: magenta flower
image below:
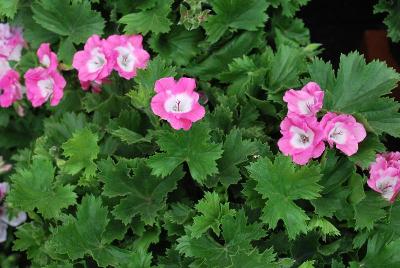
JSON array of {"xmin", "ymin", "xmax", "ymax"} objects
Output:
[
  {"xmin": 368, "ymin": 152, "xmax": 400, "ymax": 202},
  {"xmin": 37, "ymin": 43, "xmax": 58, "ymax": 71},
  {"xmin": 278, "ymin": 115, "xmax": 325, "ymax": 165},
  {"xmin": 0, "ymin": 23, "xmax": 24, "ymax": 62},
  {"xmin": 24, "ymin": 67, "xmax": 66, "ymax": 107},
  {"xmin": 0, "ymin": 58, "xmax": 22, "ymax": 108},
  {"xmin": 151, "ymin": 77, "xmax": 206, "ymax": 130},
  {"xmin": 72, "ymin": 35, "xmax": 113, "ymax": 90},
  {"xmin": 320, "ymin": 112, "xmax": 366, "ymax": 156},
  {"xmin": 104, "ymin": 34, "xmax": 150, "ymax": 80},
  {"xmin": 0, "ymin": 182, "xmax": 27, "ymax": 243},
  {"xmin": 283, "ymin": 82, "xmax": 324, "ymax": 117}
]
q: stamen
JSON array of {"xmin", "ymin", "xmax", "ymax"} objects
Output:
[{"xmin": 300, "ymin": 134, "xmax": 309, "ymax": 144}]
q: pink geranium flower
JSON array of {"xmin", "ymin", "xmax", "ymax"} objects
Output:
[
  {"xmin": 283, "ymin": 82, "xmax": 324, "ymax": 117},
  {"xmin": 151, "ymin": 77, "xmax": 206, "ymax": 130},
  {"xmin": 368, "ymin": 152, "xmax": 400, "ymax": 202},
  {"xmin": 278, "ymin": 115, "xmax": 325, "ymax": 165},
  {"xmin": 24, "ymin": 67, "xmax": 66, "ymax": 107},
  {"xmin": 0, "ymin": 58, "xmax": 22, "ymax": 108},
  {"xmin": 104, "ymin": 34, "xmax": 150, "ymax": 80},
  {"xmin": 320, "ymin": 112, "xmax": 366, "ymax": 156},
  {"xmin": 72, "ymin": 35, "xmax": 113, "ymax": 88},
  {"xmin": 37, "ymin": 43, "xmax": 58, "ymax": 71},
  {"xmin": 0, "ymin": 23, "xmax": 25, "ymax": 62}
]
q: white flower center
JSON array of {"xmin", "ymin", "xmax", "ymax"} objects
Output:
[
  {"xmin": 376, "ymin": 176, "xmax": 397, "ymax": 200},
  {"xmin": 298, "ymin": 98, "xmax": 315, "ymax": 115},
  {"xmin": 289, "ymin": 126, "xmax": 314, "ymax": 149},
  {"xmin": 328, "ymin": 123, "xmax": 347, "ymax": 144},
  {"xmin": 41, "ymin": 55, "xmax": 50, "ymax": 67},
  {"xmin": 87, "ymin": 48, "xmax": 106, "ymax": 73},
  {"xmin": 164, "ymin": 93, "xmax": 193, "ymax": 113},
  {"xmin": 115, "ymin": 46, "xmax": 136, "ymax": 72},
  {"xmin": 38, "ymin": 78, "xmax": 54, "ymax": 100}
]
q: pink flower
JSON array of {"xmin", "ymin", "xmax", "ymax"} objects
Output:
[
  {"xmin": 320, "ymin": 112, "xmax": 366, "ymax": 156},
  {"xmin": 104, "ymin": 34, "xmax": 150, "ymax": 80},
  {"xmin": 278, "ymin": 115, "xmax": 325, "ymax": 165},
  {"xmin": 37, "ymin": 43, "xmax": 58, "ymax": 71},
  {"xmin": 0, "ymin": 59, "xmax": 22, "ymax": 107},
  {"xmin": 368, "ymin": 153, "xmax": 400, "ymax": 202},
  {"xmin": 0, "ymin": 23, "xmax": 24, "ymax": 62},
  {"xmin": 72, "ymin": 35, "xmax": 113, "ymax": 88},
  {"xmin": 151, "ymin": 77, "xmax": 206, "ymax": 130},
  {"xmin": 283, "ymin": 82, "xmax": 324, "ymax": 117},
  {"xmin": 24, "ymin": 67, "xmax": 66, "ymax": 107}
]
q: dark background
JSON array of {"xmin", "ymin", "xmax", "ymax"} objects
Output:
[{"xmin": 299, "ymin": 0, "xmax": 393, "ymax": 67}]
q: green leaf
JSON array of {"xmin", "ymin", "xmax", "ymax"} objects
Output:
[
  {"xmin": 269, "ymin": 0, "xmax": 310, "ymax": 17},
  {"xmin": 354, "ymin": 192, "xmax": 388, "ymax": 230},
  {"xmin": 99, "ymin": 158, "xmax": 184, "ymax": 224},
  {"xmin": 248, "ymin": 155, "xmax": 322, "ymax": 239},
  {"xmin": 177, "ymin": 210, "xmax": 276, "ymax": 267},
  {"xmin": 217, "ymin": 129, "xmax": 259, "ymax": 186},
  {"xmin": 32, "ymin": 0, "xmax": 105, "ymax": 44},
  {"xmin": 7, "ymin": 158, "xmax": 76, "ymax": 219},
  {"xmin": 186, "ymin": 31, "xmax": 264, "ymax": 80},
  {"xmin": 309, "ymin": 52, "xmax": 400, "ymax": 136},
  {"xmin": 58, "ymin": 38, "xmax": 75, "ymax": 66},
  {"xmin": 0, "ymin": 0, "xmax": 19, "ymax": 18},
  {"xmin": 110, "ymin": 127, "xmax": 149, "ymax": 145},
  {"xmin": 267, "ymin": 45, "xmax": 305, "ymax": 93},
  {"xmin": 135, "ymin": 57, "xmax": 177, "ymax": 90},
  {"xmin": 47, "ymin": 195, "xmax": 130, "ymax": 267},
  {"xmin": 204, "ymin": 0, "xmax": 269, "ymax": 43},
  {"xmin": 349, "ymin": 134, "xmax": 385, "ymax": 169},
  {"xmin": 148, "ymin": 123, "xmax": 223, "ymax": 184},
  {"xmin": 119, "ymin": 0, "xmax": 173, "ymax": 35},
  {"xmin": 13, "ymin": 223, "xmax": 48, "ymax": 264},
  {"xmin": 189, "ymin": 192, "xmax": 235, "ymax": 238},
  {"xmin": 360, "ymin": 233, "xmax": 400, "ymax": 267},
  {"xmin": 61, "ymin": 128, "xmax": 99, "ymax": 179},
  {"xmin": 271, "ymin": 14, "xmax": 310, "ymax": 47},
  {"xmin": 374, "ymin": 0, "xmax": 400, "ymax": 42},
  {"xmin": 219, "ymin": 55, "xmax": 267, "ymax": 96},
  {"xmin": 310, "ymin": 150, "xmax": 354, "ymax": 217},
  {"xmin": 149, "ymin": 26, "xmax": 203, "ymax": 66},
  {"xmin": 308, "ymin": 217, "xmax": 340, "ymax": 238}
]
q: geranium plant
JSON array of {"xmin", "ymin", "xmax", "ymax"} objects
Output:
[{"xmin": 0, "ymin": 0, "xmax": 399, "ymax": 267}]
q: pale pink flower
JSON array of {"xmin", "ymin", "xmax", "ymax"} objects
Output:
[
  {"xmin": 0, "ymin": 59, "xmax": 22, "ymax": 107},
  {"xmin": 0, "ymin": 23, "xmax": 25, "ymax": 62},
  {"xmin": 104, "ymin": 34, "xmax": 150, "ymax": 80},
  {"xmin": 151, "ymin": 77, "xmax": 206, "ymax": 130},
  {"xmin": 24, "ymin": 67, "xmax": 66, "ymax": 107},
  {"xmin": 320, "ymin": 112, "xmax": 366, "ymax": 156},
  {"xmin": 37, "ymin": 43, "xmax": 58, "ymax": 71},
  {"xmin": 368, "ymin": 152, "xmax": 400, "ymax": 202},
  {"xmin": 278, "ymin": 115, "xmax": 325, "ymax": 165},
  {"xmin": 0, "ymin": 182, "xmax": 26, "ymax": 243},
  {"xmin": 72, "ymin": 35, "xmax": 113, "ymax": 89},
  {"xmin": 0, "ymin": 183, "xmax": 9, "ymax": 201},
  {"xmin": 283, "ymin": 82, "xmax": 324, "ymax": 117},
  {"xmin": 0, "ymin": 157, "xmax": 12, "ymax": 175}
]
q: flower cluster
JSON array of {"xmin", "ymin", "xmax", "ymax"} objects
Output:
[
  {"xmin": 278, "ymin": 82, "xmax": 366, "ymax": 165},
  {"xmin": 0, "ymin": 182, "xmax": 26, "ymax": 243},
  {"xmin": 368, "ymin": 152, "xmax": 400, "ymax": 202},
  {"xmin": 0, "ymin": 23, "xmax": 24, "ymax": 108},
  {"xmin": 73, "ymin": 34, "xmax": 150, "ymax": 92},
  {"xmin": 151, "ymin": 77, "xmax": 206, "ymax": 130},
  {"xmin": 24, "ymin": 43, "xmax": 66, "ymax": 107}
]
